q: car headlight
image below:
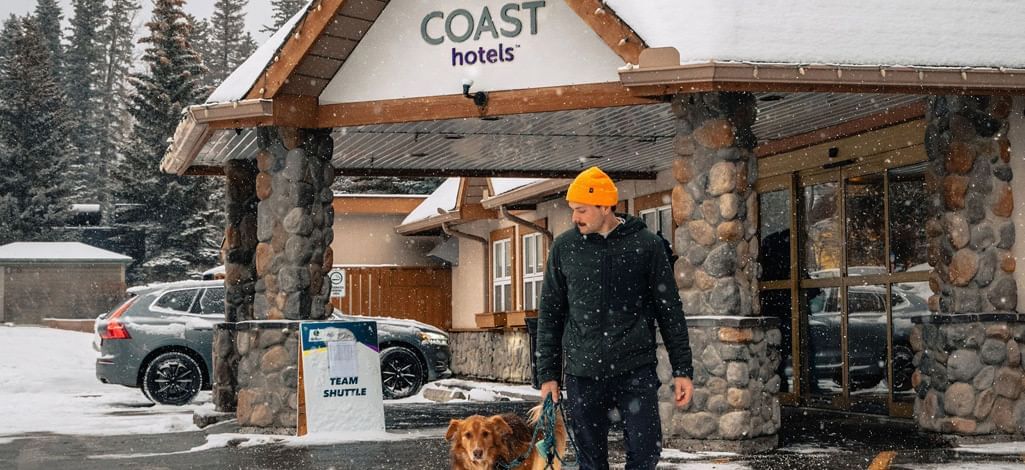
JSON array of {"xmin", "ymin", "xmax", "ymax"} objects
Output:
[{"xmin": 418, "ymin": 331, "xmax": 448, "ymax": 346}]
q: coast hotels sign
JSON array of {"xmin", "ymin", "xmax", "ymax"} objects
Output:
[{"xmin": 420, "ymin": 1, "xmax": 547, "ymax": 67}]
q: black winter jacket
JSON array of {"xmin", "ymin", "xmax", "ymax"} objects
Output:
[{"xmin": 536, "ymin": 215, "xmax": 693, "ymax": 383}]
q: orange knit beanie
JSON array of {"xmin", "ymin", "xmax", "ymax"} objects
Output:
[{"xmin": 566, "ymin": 166, "xmax": 618, "ymax": 207}]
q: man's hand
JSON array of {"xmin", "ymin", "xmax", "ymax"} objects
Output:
[
  {"xmin": 540, "ymin": 380, "xmax": 560, "ymax": 403},
  {"xmin": 674, "ymin": 377, "xmax": 693, "ymax": 408}
]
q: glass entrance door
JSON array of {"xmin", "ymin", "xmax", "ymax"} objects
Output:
[{"xmin": 793, "ymin": 160, "xmax": 930, "ymax": 416}]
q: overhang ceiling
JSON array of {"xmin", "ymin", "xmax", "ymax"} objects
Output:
[{"xmin": 189, "ymin": 92, "xmax": 924, "ymax": 176}]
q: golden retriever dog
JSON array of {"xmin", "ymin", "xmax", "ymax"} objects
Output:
[{"xmin": 446, "ymin": 405, "xmax": 567, "ymax": 470}]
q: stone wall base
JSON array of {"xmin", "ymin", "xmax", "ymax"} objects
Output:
[
  {"xmin": 665, "ymin": 434, "xmax": 778, "ymax": 454},
  {"xmin": 911, "ymin": 316, "xmax": 1025, "ymax": 436},
  {"xmin": 660, "ymin": 318, "xmax": 782, "ymax": 447},
  {"xmin": 449, "ymin": 330, "xmax": 531, "ymax": 383},
  {"xmin": 234, "ymin": 320, "xmax": 301, "ymax": 431},
  {"xmin": 212, "ymin": 325, "xmax": 240, "ymax": 412}
]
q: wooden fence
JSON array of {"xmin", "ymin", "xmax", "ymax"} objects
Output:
[{"xmin": 331, "ymin": 267, "xmax": 451, "ymax": 330}]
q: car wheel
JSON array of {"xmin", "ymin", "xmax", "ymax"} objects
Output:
[
  {"xmin": 380, "ymin": 346, "xmax": 424, "ymax": 399},
  {"xmin": 142, "ymin": 351, "xmax": 203, "ymax": 406},
  {"xmin": 891, "ymin": 346, "xmax": 915, "ymax": 391}
]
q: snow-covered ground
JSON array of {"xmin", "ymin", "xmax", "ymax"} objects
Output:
[
  {"xmin": 0, "ymin": 325, "xmax": 533, "ymax": 448},
  {"xmin": 0, "ymin": 325, "xmax": 207, "ymax": 443}
]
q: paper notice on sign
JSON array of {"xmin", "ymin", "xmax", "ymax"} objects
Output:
[{"xmin": 328, "ymin": 340, "xmax": 358, "ymax": 378}]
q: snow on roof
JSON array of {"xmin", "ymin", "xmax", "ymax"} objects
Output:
[
  {"xmin": 206, "ymin": 1, "xmax": 313, "ymax": 103},
  {"xmin": 400, "ymin": 178, "xmax": 461, "ymax": 226},
  {"xmin": 0, "ymin": 242, "xmax": 132, "ymax": 264},
  {"xmin": 608, "ymin": 0, "xmax": 1025, "ymax": 68},
  {"xmin": 490, "ymin": 178, "xmax": 546, "ymax": 196}
]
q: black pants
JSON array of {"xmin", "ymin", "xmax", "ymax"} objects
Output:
[{"xmin": 564, "ymin": 366, "xmax": 662, "ymax": 470}]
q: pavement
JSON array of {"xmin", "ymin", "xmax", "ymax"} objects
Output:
[{"xmin": 2, "ymin": 381, "xmax": 1025, "ymax": 469}]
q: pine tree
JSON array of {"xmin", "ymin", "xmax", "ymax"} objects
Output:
[
  {"xmin": 114, "ymin": 0, "xmax": 217, "ymax": 282},
  {"xmin": 96, "ymin": 0, "xmax": 142, "ymax": 222},
  {"xmin": 188, "ymin": 15, "xmax": 216, "ymax": 94},
  {"xmin": 261, "ymin": 0, "xmax": 306, "ymax": 34},
  {"xmin": 64, "ymin": 0, "xmax": 109, "ymax": 204},
  {"xmin": 208, "ymin": 0, "xmax": 257, "ymax": 87},
  {"xmin": 0, "ymin": 17, "xmax": 74, "ymax": 243},
  {"xmin": 33, "ymin": 0, "xmax": 64, "ymax": 75}
]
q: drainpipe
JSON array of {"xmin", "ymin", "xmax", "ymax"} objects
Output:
[
  {"xmin": 441, "ymin": 221, "xmax": 490, "ymax": 313},
  {"xmin": 499, "ymin": 206, "xmax": 553, "ymax": 244}
]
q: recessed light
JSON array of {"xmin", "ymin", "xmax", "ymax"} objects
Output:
[
  {"xmin": 409, "ymin": 152, "xmax": 428, "ymax": 158},
  {"xmin": 480, "ymin": 116, "xmax": 501, "ymax": 121},
  {"xmin": 587, "ymin": 155, "xmax": 605, "ymax": 159},
  {"xmin": 758, "ymin": 94, "xmax": 785, "ymax": 102},
  {"xmin": 443, "ymin": 134, "xmax": 464, "ymax": 140}
]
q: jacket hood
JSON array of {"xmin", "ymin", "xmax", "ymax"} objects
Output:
[{"xmin": 579, "ymin": 213, "xmax": 647, "ymax": 240}]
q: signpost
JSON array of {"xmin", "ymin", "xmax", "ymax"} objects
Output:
[
  {"xmin": 329, "ymin": 268, "xmax": 346, "ymax": 298},
  {"xmin": 298, "ymin": 320, "xmax": 385, "ymax": 435}
]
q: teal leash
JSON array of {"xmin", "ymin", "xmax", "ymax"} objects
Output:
[{"xmin": 498, "ymin": 395, "xmax": 579, "ymax": 470}]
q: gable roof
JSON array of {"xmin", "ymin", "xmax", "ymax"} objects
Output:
[
  {"xmin": 161, "ymin": 1, "xmax": 1025, "ymax": 178},
  {"xmin": 0, "ymin": 242, "xmax": 132, "ymax": 264}
]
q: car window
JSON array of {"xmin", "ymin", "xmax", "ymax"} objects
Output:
[
  {"xmin": 849, "ymin": 292, "xmax": 884, "ymax": 313},
  {"xmin": 199, "ymin": 287, "xmax": 225, "ymax": 316},
  {"xmin": 154, "ymin": 289, "xmax": 199, "ymax": 313}
]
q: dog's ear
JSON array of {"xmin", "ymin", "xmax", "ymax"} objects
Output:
[
  {"xmin": 487, "ymin": 415, "xmax": 513, "ymax": 437},
  {"xmin": 445, "ymin": 419, "xmax": 462, "ymax": 442}
]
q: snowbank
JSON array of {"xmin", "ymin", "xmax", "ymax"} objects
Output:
[{"xmin": 0, "ymin": 326, "xmax": 206, "ymax": 439}]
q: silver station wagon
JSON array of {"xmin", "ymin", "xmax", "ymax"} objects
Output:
[{"xmin": 94, "ymin": 280, "xmax": 451, "ymax": 405}]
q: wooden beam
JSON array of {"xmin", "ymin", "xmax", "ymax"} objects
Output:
[
  {"xmin": 207, "ymin": 117, "xmax": 274, "ymax": 130},
  {"xmin": 273, "ymin": 94, "xmax": 319, "ymax": 128},
  {"xmin": 332, "ymin": 196, "xmax": 427, "ymax": 215},
  {"xmin": 755, "ymin": 101, "xmax": 926, "ymax": 158},
  {"xmin": 244, "ymin": 0, "xmax": 349, "ymax": 100},
  {"xmin": 564, "ymin": 0, "xmax": 646, "ymax": 65},
  {"xmin": 333, "ymin": 167, "xmax": 657, "ymax": 180},
  {"xmin": 621, "ymin": 62, "xmax": 1025, "ymax": 97},
  {"xmin": 319, "ymin": 82, "xmax": 660, "ymax": 128}
]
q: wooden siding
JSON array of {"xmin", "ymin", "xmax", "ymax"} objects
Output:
[
  {"xmin": 1, "ymin": 264, "xmax": 126, "ymax": 324},
  {"xmin": 333, "ymin": 267, "xmax": 451, "ymax": 330}
]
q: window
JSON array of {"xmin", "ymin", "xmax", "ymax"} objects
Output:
[
  {"xmin": 153, "ymin": 289, "xmax": 199, "ymax": 313},
  {"xmin": 492, "ymin": 239, "xmax": 512, "ymax": 312},
  {"xmin": 639, "ymin": 205, "xmax": 672, "ymax": 237},
  {"xmin": 199, "ymin": 287, "xmax": 225, "ymax": 316},
  {"xmin": 522, "ymin": 233, "xmax": 544, "ymax": 311}
]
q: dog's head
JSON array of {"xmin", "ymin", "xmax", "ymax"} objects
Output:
[{"xmin": 446, "ymin": 415, "xmax": 513, "ymax": 468}]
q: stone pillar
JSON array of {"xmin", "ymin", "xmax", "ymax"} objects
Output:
[
  {"xmin": 913, "ymin": 95, "xmax": 1025, "ymax": 437},
  {"xmin": 234, "ymin": 127, "xmax": 336, "ymax": 432},
  {"xmin": 661, "ymin": 92, "xmax": 781, "ymax": 453},
  {"xmin": 212, "ymin": 159, "xmax": 259, "ymax": 412}
]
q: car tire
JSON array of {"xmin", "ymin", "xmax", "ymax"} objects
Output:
[
  {"xmin": 142, "ymin": 351, "xmax": 203, "ymax": 406},
  {"xmin": 380, "ymin": 346, "xmax": 424, "ymax": 399},
  {"xmin": 891, "ymin": 345, "xmax": 915, "ymax": 391}
]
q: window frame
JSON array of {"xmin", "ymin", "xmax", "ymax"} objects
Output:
[
  {"xmin": 521, "ymin": 232, "xmax": 545, "ymax": 311},
  {"xmin": 489, "ymin": 227, "xmax": 516, "ymax": 313}
]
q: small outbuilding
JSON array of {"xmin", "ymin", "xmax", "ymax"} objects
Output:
[{"xmin": 0, "ymin": 242, "xmax": 132, "ymax": 324}]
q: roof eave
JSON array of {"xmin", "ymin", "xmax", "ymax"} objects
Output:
[
  {"xmin": 395, "ymin": 212, "xmax": 463, "ymax": 236},
  {"xmin": 160, "ymin": 100, "xmax": 274, "ymax": 175},
  {"xmin": 620, "ymin": 48, "xmax": 1025, "ymax": 96},
  {"xmin": 480, "ymin": 179, "xmax": 572, "ymax": 210}
]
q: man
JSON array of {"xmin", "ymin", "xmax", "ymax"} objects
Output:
[{"xmin": 536, "ymin": 166, "xmax": 693, "ymax": 470}]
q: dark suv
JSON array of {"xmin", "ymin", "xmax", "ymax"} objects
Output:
[
  {"xmin": 95, "ymin": 280, "xmax": 451, "ymax": 405},
  {"xmin": 808, "ymin": 285, "xmax": 926, "ymax": 391}
]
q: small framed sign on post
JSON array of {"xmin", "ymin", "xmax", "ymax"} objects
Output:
[
  {"xmin": 298, "ymin": 320, "xmax": 385, "ymax": 435},
  {"xmin": 328, "ymin": 268, "xmax": 346, "ymax": 298}
]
